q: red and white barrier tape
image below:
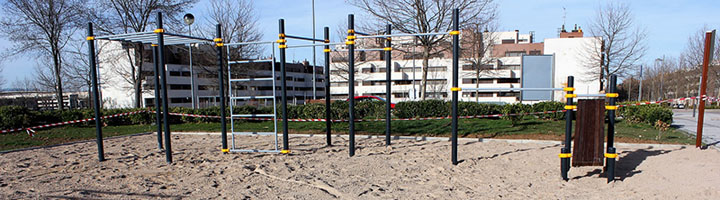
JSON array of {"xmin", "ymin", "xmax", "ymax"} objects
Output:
[
  {"xmin": 2, "ymin": 95, "xmax": 715, "ymax": 135},
  {"xmin": 0, "ymin": 110, "xmax": 148, "ymax": 135}
]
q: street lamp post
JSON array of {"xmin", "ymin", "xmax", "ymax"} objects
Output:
[
  {"xmin": 639, "ymin": 64, "xmax": 643, "ymax": 101},
  {"xmin": 184, "ymin": 13, "xmax": 196, "ymax": 109}
]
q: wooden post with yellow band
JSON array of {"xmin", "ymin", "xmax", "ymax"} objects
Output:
[
  {"xmin": 561, "ymin": 76, "xmax": 574, "ymax": 181},
  {"xmin": 605, "ymin": 74, "xmax": 618, "ymax": 183}
]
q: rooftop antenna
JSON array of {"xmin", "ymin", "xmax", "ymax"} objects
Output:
[{"xmin": 562, "ymin": 7, "xmax": 567, "ymax": 28}]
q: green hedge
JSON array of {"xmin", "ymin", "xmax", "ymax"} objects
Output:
[
  {"xmin": 0, "ymin": 100, "xmax": 674, "ymax": 130},
  {"xmin": 617, "ymin": 103, "xmax": 672, "ymax": 125}
]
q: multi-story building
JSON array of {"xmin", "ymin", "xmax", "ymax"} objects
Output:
[
  {"xmin": 97, "ymin": 42, "xmax": 324, "ymax": 108},
  {"xmin": 329, "ymin": 25, "xmax": 600, "ymax": 104}
]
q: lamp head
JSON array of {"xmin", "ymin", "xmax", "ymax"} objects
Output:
[{"xmin": 183, "ymin": 13, "xmax": 194, "ymax": 25}]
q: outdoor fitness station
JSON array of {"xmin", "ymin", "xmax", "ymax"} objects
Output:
[
  {"xmin": 87, "ymin": 12, "xmax": 220, "ymax": 163},
  {"xmin": 84, "ymin": 9, "xmax": 630, "ymax": 182}
]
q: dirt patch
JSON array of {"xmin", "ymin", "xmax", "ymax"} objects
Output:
[{"xmin": 1, "ymin": 134, "xmax": 719, "ymax": 199}]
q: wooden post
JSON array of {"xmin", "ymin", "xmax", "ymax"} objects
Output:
[{"xmin": 696, "ymin": 30, "xmax": 715, "ymax": 148}]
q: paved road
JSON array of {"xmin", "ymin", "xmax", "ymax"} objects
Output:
[{"xmin": 672, "ymin": 109, "xmax": 720, "ymax": 148}]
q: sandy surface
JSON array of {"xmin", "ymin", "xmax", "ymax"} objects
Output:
[{"xmin": 1, "ymin": 133, "xmax": 720, "ymax": 199}]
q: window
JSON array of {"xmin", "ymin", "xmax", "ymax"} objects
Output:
[
  {"xmin": 463, "ymin": 78, "xmax": 494, "ymax": 84},
  {"xmin": 501, "ymin": 39, "xmax": 515, "ymax": 44},
  {"xmin": 529, "ymin": 50, "xmax": 541, "ymax": 55},
  {"xmin": 463, "ymin": 64, "xmax": 494, "ymax": 71},
  {"xmin": 497, "ymin": 78, "xmax": 520, "ymax": 83},
  {"xmin": 170, "ymin": 84, "xmax": 191, "ymax": 90},
  {"xmin": 170, "ymin": 97, "xmax": 192, "ymax": 103},
  {"xmin": 504, "ymin": 51, "xmax": 526, "ymax": 57},
  {"xmin": 393, "ymin": 92, "xmax": 409, "ymax": 98},
  {"xmin": 169, "ymin": 71, "xmax": 181, "ymax": 76},
  {"xmin": 394, "ymin": 80, "xmax": 412, "ymax": 85},
  {"xmin": 498, "ymin": 65, "xmax": 520, "ymax": 70},
  {"xmin": 498, "ymin": 92, "xmax": 519, "ymax": 97}
]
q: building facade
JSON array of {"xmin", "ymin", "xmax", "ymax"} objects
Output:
[{"xmin": 329, "ymin": 26, "xmax": 601, "ymax": 104}]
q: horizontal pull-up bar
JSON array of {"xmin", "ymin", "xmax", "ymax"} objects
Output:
[
  {"xmin": 460, "ymin": 87, "xmax": 564, "ymax": 91},
  {"xmin": 163, "ymin": 32, "xmax": 213, "ymax": 42},
  {"xmin": 285, "ymin": 42, "xmax": 343, "ymax": 48},
  {"xmin": 284, "ymin": 34, "xmax": 326, "ymax": 42},
  {"xmin": 95, "ymin": 31, "xmax": 154, "ymax": 40},
  {"xmin": 354, "ymin": 31, "xmax": 373, "ymax": 36},
  {"xmin": 335, "ymin": 48, "xmax": 385, "ymax": 52},
  {"xmin": 356, "ymin": 32, "xmax": 448, "ymax": 39},
  {"xmin": 228, "ymin": 59, "xmax": 273, "ymax": 64},
  {"xmin": 225, "ymin": 41, "xmax": 276, "ymax": 46}
]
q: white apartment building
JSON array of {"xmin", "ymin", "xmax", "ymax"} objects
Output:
[
  {"xmin": 329, "ymin": 26, "xmax": 601, "ymax": 104},
  {"xmin": 97, "ymin": 41, "xmax": 324, "ymax": 108}
]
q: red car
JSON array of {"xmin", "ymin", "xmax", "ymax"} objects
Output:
[{"xmin": 348, "ymin": 95, "xmax": 396, "ymax": 109}]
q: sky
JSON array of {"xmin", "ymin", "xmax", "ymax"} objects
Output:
[{"xmin": 1, "ymin": 0, "xmax": 720, "ymax": 87}]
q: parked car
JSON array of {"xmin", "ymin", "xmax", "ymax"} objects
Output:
[{"xmin": 348, "ymin": 95, "xmax": 396, "ymax": 109}]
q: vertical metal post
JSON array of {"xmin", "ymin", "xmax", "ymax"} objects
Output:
[
  {"xmin": 311, "ymin": 0, "xmax": 317, "ymax": 100},
  {"xmin": 189, "ymin": 26, "xmax": 196, "ymax": 109},
  {"xmin": 324, "ymin": 27, "xmax": 332, "ymax": 146},
  {"xmin": 561, "ymin": 76, "xmax": 574, "ymax": 181},
  {"xmin": 87, "ymin": 23, "xmax": 104, "ymax": 162},
  {"xmin": 216, "ymin": 24, "xmax": 228, "ymax": 153},
  {"xmin": 279, "ymin": 19, "xmax": 290, "ymax": 153},
  {"xmin": 697, "ymin": 30, "xmax": 716, "ymax": 148},
  {"xmin": 152, "ymin": 45, "xmax": 163, "ymax": 150},
  {"xmin": 156, "ymin": 12, "xmax": 172, "ymax": 163},
  {"xmin": 348, "ymin": 14, "xmax": 356, "ymax": 157},
  {"xmin": 639, "ymin": 65, "xmax": 643, "ymax": 101},
  {"xmin": 450, "ymin": 8, "xmax": 460, "ymax": 165},
  {"xmin": 385, "ymin": 24, "xmax": 392, "ymax": 146},
  {"xmin": 606, "ymin": 75, "xmax": 617, "ymax": 183}
]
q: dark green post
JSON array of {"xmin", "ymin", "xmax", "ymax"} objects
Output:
[
  {"xmin": 606, "ymin": 74, "xmax": 618, "ymax": 183},
  {"xmin": 347, "ymin": 14, "xmax": 356, "ymax": 157},
  {"xmin": 324, "ymin": 27, "xmax": 332, "ymax": 146},
  {"xmin": 561, "ymin": 76, "xmax": 574, "ymax": 180},
  {"xmin": 217, "ymin": 24, "xmax": 228, "ymax": 154},
  {"xmin": 450, "ymin": 8, "xmax": 460, "ymax": 165},
  {"xmin": 152, "ymin": 45, "xmax": 163, "ymax": 150},
  {"xmin": 385, "ymin": 24, "xmax": 392, "ymax": 146},
  {"xmin": 279, "ymin": 19, "xmax": 290, "ymax": 154},
  {"xmin": 87, "ymin": 23, "xmax": 104, "ymax": 162},
  {"xmin": 156, "ymin": 12, "xmax": 172, "ymax": 163}
]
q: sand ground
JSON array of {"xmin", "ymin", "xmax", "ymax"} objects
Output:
[{"xmin": 1, "ymin": 133, "xmax": 719, "ymax": 199}]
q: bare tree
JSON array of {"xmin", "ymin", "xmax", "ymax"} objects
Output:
[
  {"xmin": 349, "ymin": 0, "xmax": 497, "ymax": 100},
  {"xmin": 461, "ymin": 15, "xmax": 498, "ymax": 102},
  {"xmin": 586, "ymin": 1, "xmax": 647, "ymax": 90},
  {"xmin": 0, "ymin": 0, "xmax": 85, "ymax": 109},
  {"xmin": 0, "ymin": 64, "xmax": 5, "ymax": 90},
  {"xmin": 91, "ymin": 0, "xmax": 196, "ymax": 108},
  {"xmin": 681, "ymin": 26, "xmax": 720, "ymax": 100},
  {"xmin": 205, "ymin": 0, "xmax": 263, "ymax": 61}
]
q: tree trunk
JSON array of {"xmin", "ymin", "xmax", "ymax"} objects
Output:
[
  {"xmin": 420, "ymin": 45, "xmax": 431, "ymax": 100},
  {"xmin": 134, "ymin": 44, "xmax": 144, "ymax": 108},
  {"xmin": 53, "ymin": 50, "xmax": 64, "ymax": 110}
]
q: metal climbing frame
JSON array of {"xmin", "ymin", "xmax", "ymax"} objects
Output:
[{"xmin": 226, "ymin": 41, "xmax": 280, "ymax": 153}]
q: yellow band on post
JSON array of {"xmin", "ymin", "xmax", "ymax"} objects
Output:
[
  {"xmin": 386, "ymin": 37, "xmax": 392, "ymax": 41},
  {"xmin": 215, "ymin": 43, "xmax": 224, "ymax": 47},
  {"xmin": 213, "ymin": 38, "xmax": 223, "ymax": 42},
  {"xmin": 221, "ymin": 148, "xmax": 229, "ymax": 153},
  {"xmin": 450, "ymin": 87, "xmax": 462, "ymax": 92},
  {"xmin": 346, "ymin": 35, "xmax": 356, "ymax": 40},
  {"xmin": 280, "ymin": 149, "xmax": 291, "ymax": 154},
  {"xmin": 323, "ymin": 49, "xmax": 331, "ymax": 52},
  {"xmin": 605, "ymin": 93, "xmax": 619, "ymax": 98},
  {"xmin": 347, "ymin": 29, "xmax": 355, "ymax": 34},
  {"xmin": 278, "ymin": 44, "xmax": 287, "ymax": 49},
  {"xmin": 278, "ymin": 33, "xmax": 285, "ymax": 37},
  {"xmin": 345, "ymin": 41, "xmax": 355, "ymax": 45},
  {"xmin": 563, "ymin": 87, "xmax": 575, "ymax": 92},
  {"xmin": 154, "ymin": 29, "xmax": 164, "ymax": 33},
  {"xmin": 151, "ymin": 44, "xmax": 158, "ymax": 47},
  {"xmin": 324, "ymin": 39, "xmax": 330, "ymax": 43},
  {"xmin": 605, "ymin": 105, "xmax": 618, "ymax": 110},
  {"xmin": 565, "ymin": 94, "xmax": 577, "ymax": 98},
  {"xmin": 558, "ymin": 153, "xmax": 572, "ymax": 158},
  {"xmin": 449, "ymin": 30, "xmax": 460, "ymax": 35},
  {"xmin": 86, "ymin": 36, "xmax": 95, "ymax": 41},
  {"xmin": 564, "ymin": 105, "xmax": 577, "ymax": 110},
  {"xmin": 383, "ymin": 47, "xmax": 392, "ymax": 51},
  {"xmin": 605, "ymin": 153, "xmax": 618, "ymax": 158},
  {"xmin": 276, "ymin": 39, "xmax": 286, "ymax": 43}
]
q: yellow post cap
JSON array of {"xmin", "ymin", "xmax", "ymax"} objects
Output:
[
  {"xmin": 565, "ymin": 94, "xmax": 577, "ymax": 98},
  {"xmin": 558, "ymin": 153, "xmax": 572, "ymax": 158},
  {"xmin": 605, "ymin": 153, "xmax": 618, "ymax": 158},
  {"xmin": 605, "ymin": 105, "xmax": 618, "ymax": 110},
  {"xmin": 450, "ymin": 87, "xmax": 462, "ymax": 92},
  {"xmin": 280, "ymin": 149, "xmax": 291, "ymax": 154},
  {"xmin": 449, "ymin": 30, "xmax": 460, "ymax": 35},
  {"xmin": 605, "ymin": 93, "xmax": 619, "ymax": 98},
  {"xmin": 564, "ymin": 105, "xmax": 577, "ymax": 110},
  {"xmin": 563, "ymin": 87, "xmax": 575, "ymax": 92}
]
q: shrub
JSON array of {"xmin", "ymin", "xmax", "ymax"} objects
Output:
[
  {"xmin": 617, "ymin": 103, "xmax": 672, "ymax": 126},
  {"xmin": 502, "ymin": 103, "xmax": 532, "ymax": 126},
  {"xmin": 393, "ymin": 99, "xmax": 448, "ymax": 118},
  {"xmin": 532, "ymin": 101, "xmax": 565, "ymax": 120},
  {"xmin": 0, "ymin": 106, "xmax": 36, "ymax": 130}
]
